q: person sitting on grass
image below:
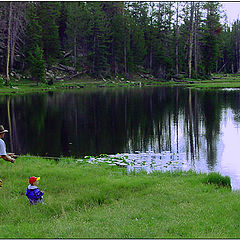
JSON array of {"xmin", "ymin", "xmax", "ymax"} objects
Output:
[{"xmin": 26, "ymin": 176, "xmax": 44, "ymax": 205}]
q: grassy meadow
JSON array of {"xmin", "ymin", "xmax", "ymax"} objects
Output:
[{"xmin": 0, "ymin": 156, "xmax": 240, "ymax": 238}]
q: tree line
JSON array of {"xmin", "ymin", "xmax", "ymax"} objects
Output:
[{"xmin": 0, "ymin": 1, "xmax": 239, "ymax": 85}]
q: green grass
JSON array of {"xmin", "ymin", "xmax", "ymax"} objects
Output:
[
  {"xmin": 188, "ymin": 73, "xmax": 240, "ymax": 89},
  {"xmin": 203, "ymin": 172, "xmax": 231, "ymax": 188},
  {"xmin": 0, "ymin": 156, "xmax": 240, "ymax": 238},
  {"xmin": 3, "ymin": 73, "xmax": 240, "ymax": 95},
  {"xmin": 0, "ymin": 73, "xmax": 187, "ymax": 96}
]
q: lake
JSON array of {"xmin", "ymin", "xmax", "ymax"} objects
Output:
[{"xmin": 2, "ymin": 86, "xmax": 240, "ymax": 189}]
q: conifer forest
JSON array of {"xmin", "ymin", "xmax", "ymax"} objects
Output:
[{"xmin": 0, "ymin": 2, "xmax": 239, "ymax": 84}]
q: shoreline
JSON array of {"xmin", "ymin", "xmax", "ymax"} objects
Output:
[{"xmin": 1, "ymin": 73, "xmax": 240, "ymax": 96}]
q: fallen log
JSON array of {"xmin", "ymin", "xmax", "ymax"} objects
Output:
[
  {"xmin": 63, "ymin": 50, "xmax": 73, "ymax": 58},
  {"xmin": 51, "ymin": 64, "xmax": 76, "ymax": 73},
  {"xmin": 54, "ymin": 72, "xmax": 84, "ymax": 81},
  {"xmin": 64, "ymin": 73, "xmax": 81, "ymax": 80},
  {"xmin": 58, "ymin": 64, "xmax": 75, "ymax": 72},
  {"xmin": 51, "ymin": 66, "xmax": 66, "ymax": 71}
]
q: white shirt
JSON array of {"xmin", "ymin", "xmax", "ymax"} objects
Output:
[
  {"xmin": 0, "ymin": 139, "xmax": 7, "ymax": 156},
  {"xmin": 27, "ymin": 185, "xmax": 38, "ymax": 190}
]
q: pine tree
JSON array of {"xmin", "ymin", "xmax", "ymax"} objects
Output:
[
  {"xmin": 66, "ymin": 2, "xmax": 89, "ymax": 71},
  {"xmin": 25, "ymin": 3, "xmax": 42, "ymax": 60},
  {"xmin": 201, "ymin": 2, "xmax": 222, "ymax": 77},
  {"xmin": 111, "ymin": 6, "xmax": 126, "ymax": 73},
  {"xmin": 0, "ymin": 1, "xmax": 239, "ymax": 80},
  {"xmin": 128, "ymin": 2, "xmax": 148, "ymax": 72},
  {"xmin": 129, "ymin": 21, "xmax": 146, "ymax": 71},
  {"xmin": 24, "ymin": 2, "xmax": 45, "ymax": 84},
  {"xmin": 151, "ymin": 2, "xmax": 175, "ymax": 79},
  {"xmin": 102, "ymin": 2, "xmax": 126, "ymax": 74},
  {"xmin": 87, "ymin": 2, "xmax": 111, "ymax": 77},
  {"xmin": 37, "ymin": 2, "xmax": 61, "ymax": 66},
  {"xmin": 58, "ymin": 2, "xmax": 68, "ymax": 50},
  {"xmin": 28, "ymin": 45, "xmax": 46, "ymax": 85}
]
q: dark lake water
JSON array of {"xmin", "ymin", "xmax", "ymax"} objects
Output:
[{"xmin": 2, "ymin": 86, "xmax": 240, "ymax": 189}]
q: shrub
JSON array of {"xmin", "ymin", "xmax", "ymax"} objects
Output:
[{"xmin": 203, "ymin": 172, "xmax": 231, "ymax": 188}]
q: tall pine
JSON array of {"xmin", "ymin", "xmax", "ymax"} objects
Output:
[
  {"xmin": 37, "ymin": 2, "xmax": 61, "ymax": 67},
  {"xmin": 201, "ymin": 2, "xmax": 222, "ymax": 77},
  {"xmin": 24, "ymin": 2, "xmax": 45, "ymax": 84}
]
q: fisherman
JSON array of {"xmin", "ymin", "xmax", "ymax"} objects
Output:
[
  {"xmin": 0, "ymin": 125, "xmax": 18, "ymax": 188},
  {"xmin": 0, "ymin": 125, "xmax": 18, "ymax": 163}
]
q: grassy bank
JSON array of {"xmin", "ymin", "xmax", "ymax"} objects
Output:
[
  {"xmin": 0, "ymin": 156, "xmax": 239, "ymax": 238},
  {"xmin": 188, "ymin": 73, "xmax": 240, "ymax": 89},
  {"xmin": 2, "ymin": 73, "xmax": 240, "ymax": 95},
  {"xmin": 0, "ymin": 74, "xmax": 180, "ymax": 96}
]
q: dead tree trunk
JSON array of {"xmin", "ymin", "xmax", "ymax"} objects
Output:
[
  {"xmin": 6, "ymin": 2, "xmax": 12, "ymax": 86},
  {"xmin": 194, "ymin": 2, "xmax": 200, "ymax": 75},
  {"xmin": 188, "ymin": 2, "xmax": 195, "ymax": 79},
  {"xmin": 149, "ymin": 2, "xmax": 154, "ymax": 74},
  {"xmin": 73, "ymin": 34, "xmax": 77, "ymax": 70},
  {"xmin": 175, "ymin": 2, "xmax": 179, "ymax": 77}
]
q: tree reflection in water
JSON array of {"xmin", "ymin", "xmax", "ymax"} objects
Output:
[{"xmin": 0, "ymin": 87, "xmax": 238, "ymax": 174}]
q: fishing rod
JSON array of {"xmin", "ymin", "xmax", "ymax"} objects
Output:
[{"xmin": 19, "ymin": 155, "xmax": 62, "ymax": 161}]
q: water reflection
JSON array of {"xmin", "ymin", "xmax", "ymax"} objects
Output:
[{"xmin": 2, "ymin": 87, "xmax": 240, "ymax": 189}]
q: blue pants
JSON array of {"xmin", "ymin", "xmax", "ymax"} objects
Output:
[{"xmin": 28, "ymin": 197, "xmax": 43, "ymax": 205}]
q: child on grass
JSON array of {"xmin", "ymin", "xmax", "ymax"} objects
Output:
[{"xmin": 26, "ymin": 176, "xmax": 44, "ymax": 205}]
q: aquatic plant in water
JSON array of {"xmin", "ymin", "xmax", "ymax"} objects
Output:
[{"xmin": 77, "ymin": 151, "xmax": 187, "ymax": 174}]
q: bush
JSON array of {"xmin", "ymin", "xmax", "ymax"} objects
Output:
[{"xmin": 203, "ymin": 172, "xmax": 231, "ymax": 188}]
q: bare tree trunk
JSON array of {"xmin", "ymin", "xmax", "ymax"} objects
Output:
[
  {"xmin": 10, "ymin": 10, "xmax": 17, "ymax": 70},
  {"xmin": 194, "ymin": 3, "xmax": 199, "ymax": 75},
  {"xmin": 8, "ymin": 2, "xmax": 26, "ymax": 72},
  {"xmin": 149, "ymin": 2, "xmax": 154, "ymax": 74},
  {"xmin": 10, "ymin": 32, "xmax": 15, "ymax": 70},
  {"xmin": 6, "ymin": 2, "xmax": 12, "ymax": 86},
  {"xmin": 124, "ymin": 38, "xmax": 127, "ymax": 74},
  {"xmin": 92, "ymin": 33, "xmax": 96, "ymax": 73},
  {"xmin": 122, "ymin": 1, "xmax": 127, "ymax": 74},
  {"xmin": 188, "ymin": 2, "xmax": 195, "ymax": 79},
  {"xmin": 175, "ymin": 2, "xmax": 179, "ymax": 77},
  {"xmin": 73, "ymin": 34, "xmax": 77, "ymax": 71},
  {"xmin": 123, "ymin": 14, "xmax": 128, "ymax": 74},
  {"xmin": 149, "ymin": 43, "xmax": 153, "ymax": 74}
]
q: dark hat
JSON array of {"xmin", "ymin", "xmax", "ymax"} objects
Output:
[{"xmin": 0, "ymin": 125, "xmax": 8, "ymax": 134}]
